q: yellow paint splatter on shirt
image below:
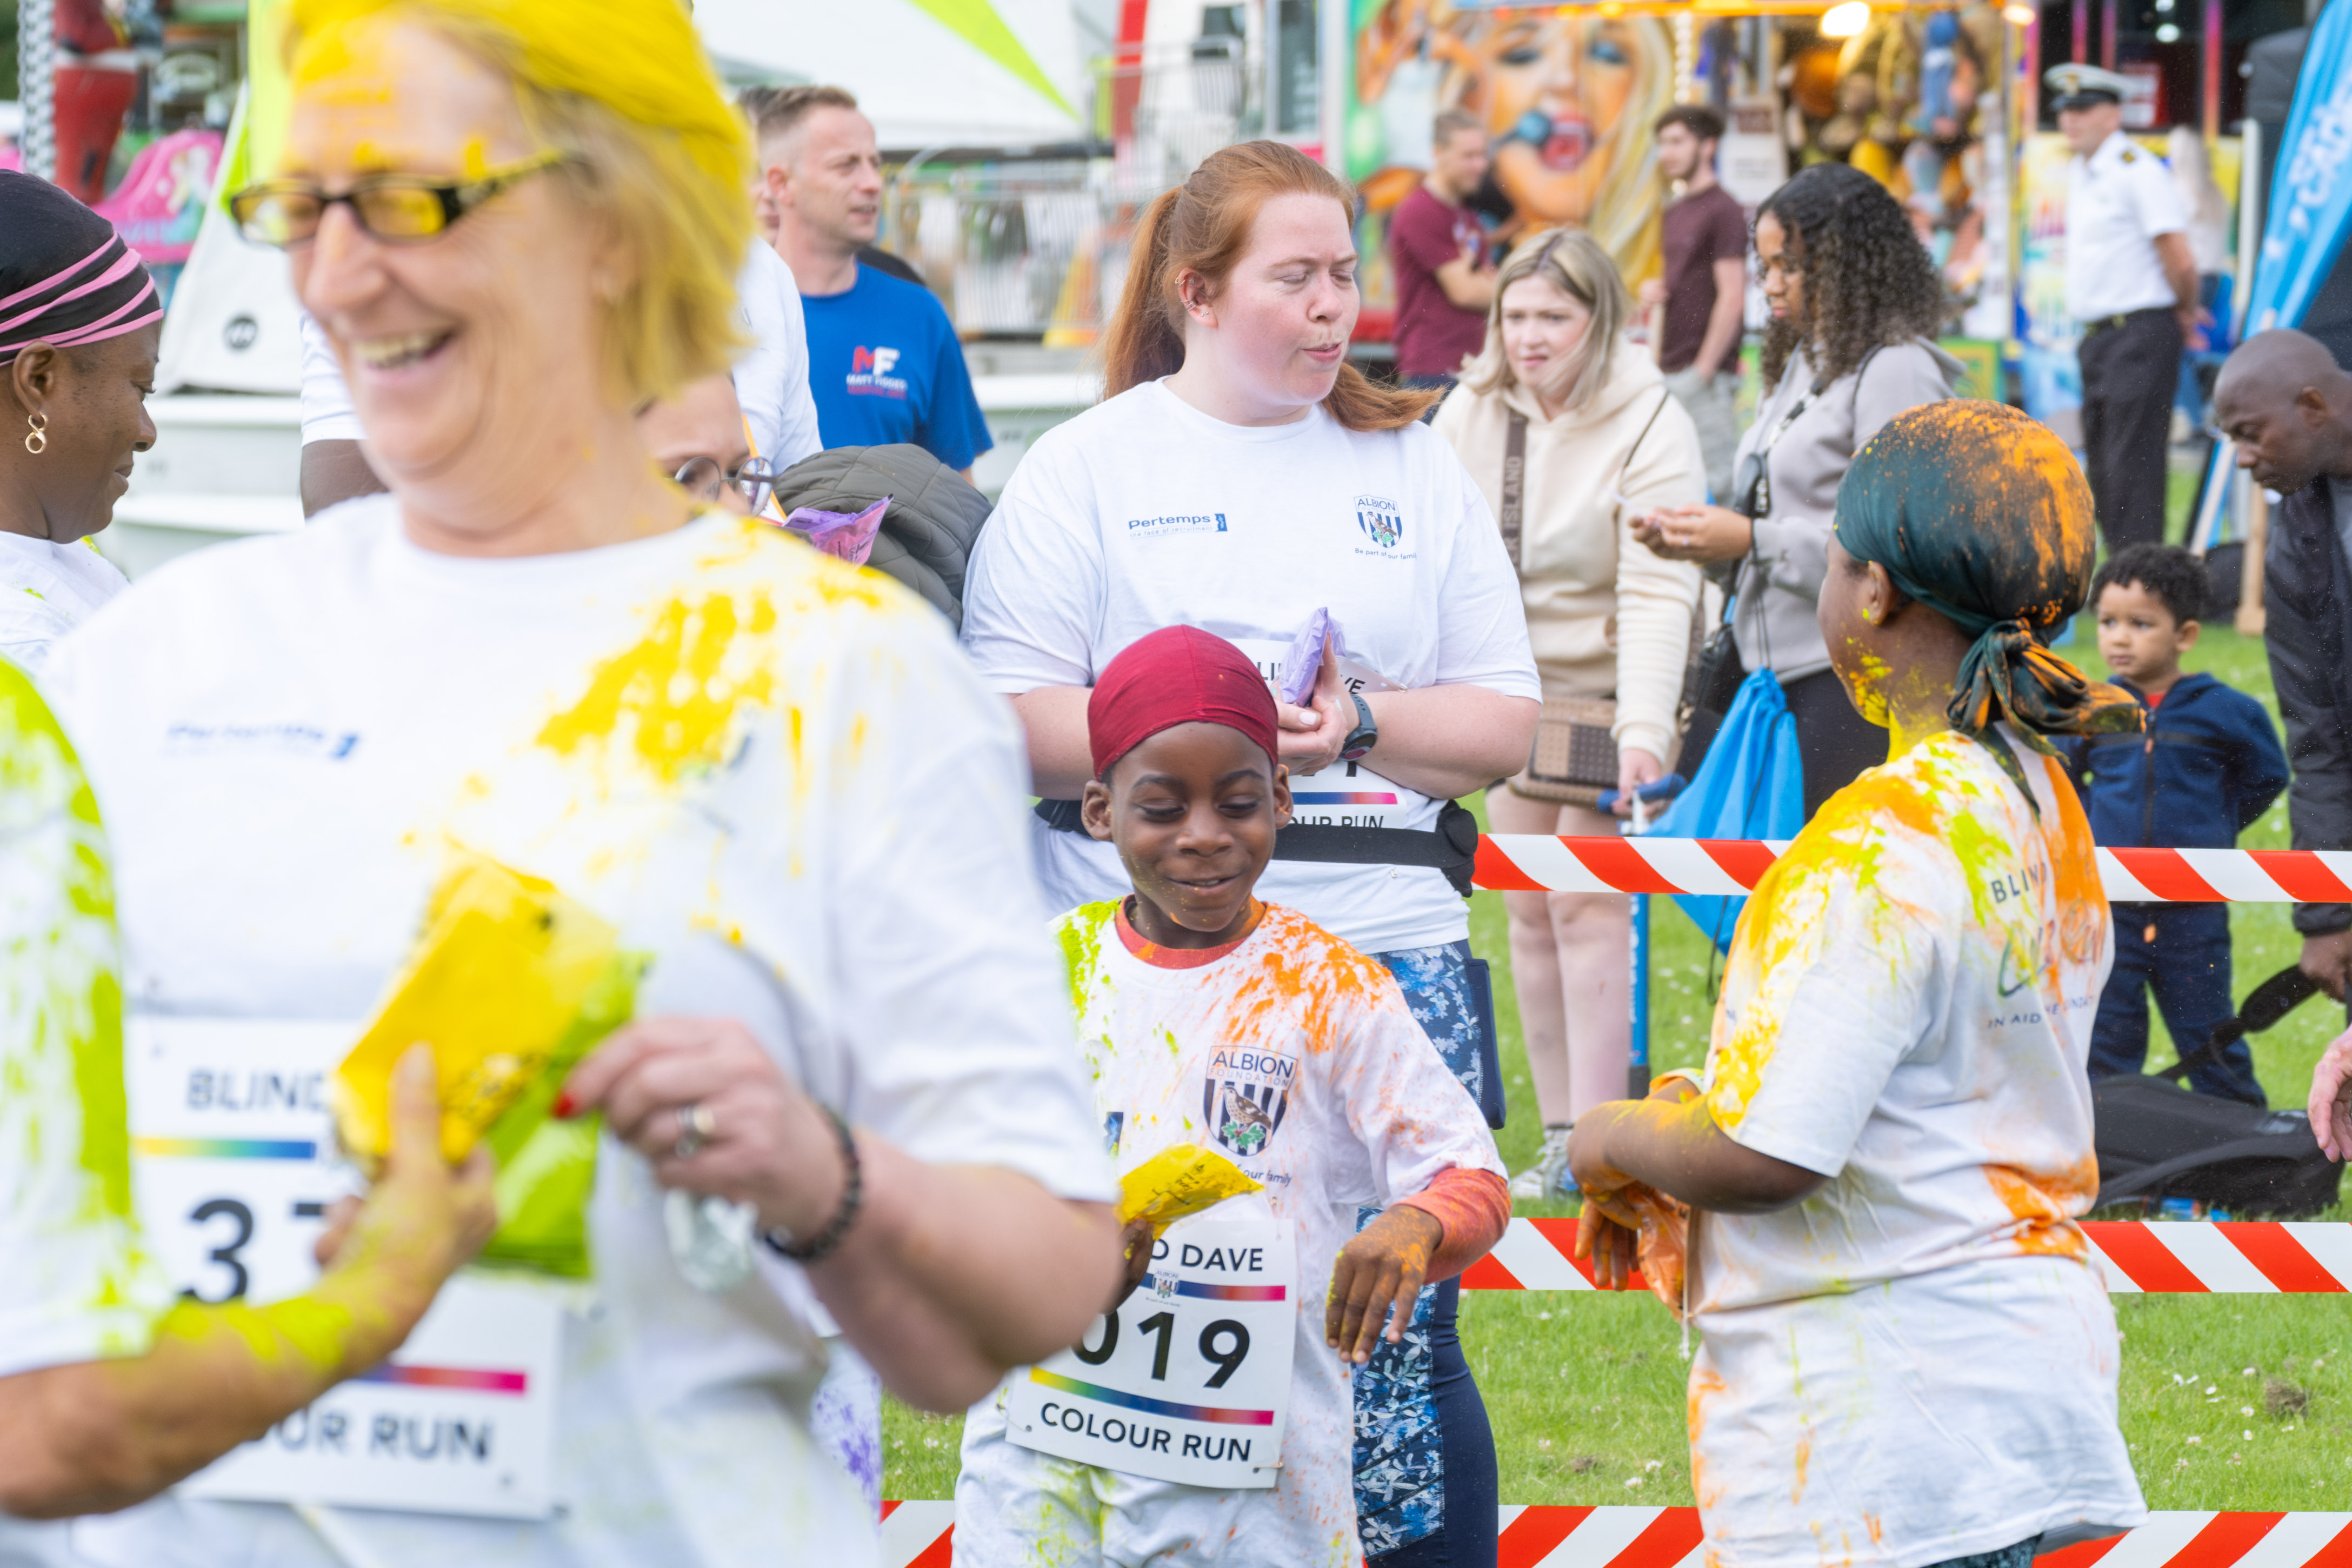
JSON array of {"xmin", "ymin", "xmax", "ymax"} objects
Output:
[
  {"xmin": 536, "ymin": 591, "xmax": 778, "ymax": 783},
  {"xmin": 0, "ymin": 660, "xmax": 170, "ymax": 1358}
]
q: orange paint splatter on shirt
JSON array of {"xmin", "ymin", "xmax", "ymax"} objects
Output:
[
  {"xmin": 1207, "ymin": 906, "xmax": 1397, "ymax": 1059},
  {"xmin": 1984, "ymin": 1162, "xmax": 2094, "ymax": 1257},
  {"xmin": 1687, "ymin": 1365, "xmax": 1727, "ymax": 1511}
]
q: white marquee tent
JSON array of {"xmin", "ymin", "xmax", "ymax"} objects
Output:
[
  {"xmin": 695, "ymin": 0, "xmax": 1086, "ymax": 153},
  {"xmin": 156, "ymin": 0, "xmax": 1089, "ymax": 396}
]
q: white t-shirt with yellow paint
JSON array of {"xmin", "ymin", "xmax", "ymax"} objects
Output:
[
  {"xmin": 0, "ymin": 659, "xmax": 171, "ymax": 1376},
  {"xmin": 1688, "ymin": 728, "xmax": 2146, "ymax": 1568},
  {"xmin": 43, "ymin": 501, "xmax": 1115, "ymax": 1568},
  {"xmin": 0, "ymin": 662, "xmax": 174, "ymax": 1568}
]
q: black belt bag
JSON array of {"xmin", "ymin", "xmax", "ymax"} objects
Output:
[{"xmin": 1032, "ymin": 797, "xmax": 1483, "ymax": 898}]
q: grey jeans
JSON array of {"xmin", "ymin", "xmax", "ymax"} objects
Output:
[{"xmin": 1663, "ymin": 366, "xmax": 1741, "ymax": 505}]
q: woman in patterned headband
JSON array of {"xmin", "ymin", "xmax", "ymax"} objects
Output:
[{"xmin": 0, "ymin": 169, "xmax": 164, "ymax": 674}]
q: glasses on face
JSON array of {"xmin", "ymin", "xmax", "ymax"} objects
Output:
[
  {"xmin": 673, "ymin": 455, "xmax": 782, "ymax": 515},
  {"xmin": 228, "ymin": 150, "xmax": 569, "ymax": 248}
]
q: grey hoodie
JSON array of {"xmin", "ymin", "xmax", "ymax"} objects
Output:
[{"xmin": 1729, "ymin": 338, "xmax": 1963, "ymax": 681}]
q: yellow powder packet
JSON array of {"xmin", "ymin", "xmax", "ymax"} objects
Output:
[
  {"xmin": 1116, "ymin": 1145, "xmax": 1262, "ymax": 1233},
  {"xmin": 334, "ymin": 853, "xmax": 643, "ymax": 1171}
]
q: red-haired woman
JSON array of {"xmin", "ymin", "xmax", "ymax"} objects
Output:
[{"xmin": 961, "ymin": 139, "xmax": 1540, "ymax": 1568}]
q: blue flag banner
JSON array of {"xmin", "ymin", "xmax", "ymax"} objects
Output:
[{"xmin": 2248, "ymin": 0, "xmax": 2352, "ymax": 333}]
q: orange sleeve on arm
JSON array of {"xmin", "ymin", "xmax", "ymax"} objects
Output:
[{"xmin": 1392, "ymin": 1166, "xmax": 1512, "ymax": 1282}]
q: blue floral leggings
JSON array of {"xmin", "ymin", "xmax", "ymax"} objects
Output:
[{"xmin": 1355, "ymin": 940, "xmax": 1500, "ymax": 1568}]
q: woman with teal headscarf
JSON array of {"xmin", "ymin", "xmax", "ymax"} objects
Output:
[
  {"xmin": 1567, "ymin": 402, "xmax": 2149, "ymax": 1568},
  {"xmin": 1826, "ymin": 398, "xmax": 2143, "ymax": 782}
]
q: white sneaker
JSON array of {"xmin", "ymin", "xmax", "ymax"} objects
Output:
[{"xmin": 1509, "ymin": 1124, "xmax": 1574, "ymax": 1200}]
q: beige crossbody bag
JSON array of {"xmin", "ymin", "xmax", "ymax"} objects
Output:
[{"xmin": 1500, "ymin": 389, "xmax": 1695, "ymax": 807}]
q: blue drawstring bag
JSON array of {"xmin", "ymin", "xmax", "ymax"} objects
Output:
[{"xmin": 1650, "ymin": 668, "xmax": 1805, "ymax": 953}]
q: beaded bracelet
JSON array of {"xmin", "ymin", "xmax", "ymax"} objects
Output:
[{"xmin": 761, "ymin": 1104, "xmax": 862, "ymax": 1263}]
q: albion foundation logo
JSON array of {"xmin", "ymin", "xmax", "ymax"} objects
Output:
[
  {"xmin": 1202, "ymin": 1046, "xmax": 1297, "ymax": 1157},
  {"xmin": 845, "ymin": 345, "xmax": 908, "ymax": 399},
  {"xmin": 1354, "ymin": 495, "xmax": 1403, "ymax": 549}
]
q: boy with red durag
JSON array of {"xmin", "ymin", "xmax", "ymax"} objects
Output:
[{"xmin": 954, "ymin": 626, "xmax": 1509, "ymax": 1567}]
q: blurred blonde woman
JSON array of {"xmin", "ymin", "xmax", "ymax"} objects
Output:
[
  {"xmin": 1431, "ymin": 228, "xmax": 1704, "ymax": 1200},
  {"xmin": 45, "ymin": 1, "xmax": 1120, "ymax": 1564}
]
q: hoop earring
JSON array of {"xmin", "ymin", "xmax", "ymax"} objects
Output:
[{"xmin": 23, "ymin": 412, "xmax": 47, "ymax": 456}]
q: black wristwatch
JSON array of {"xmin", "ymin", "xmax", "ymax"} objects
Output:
[{"xmin": 1338, "ymin": 690, "xmax": 1378, "ymax": 762}]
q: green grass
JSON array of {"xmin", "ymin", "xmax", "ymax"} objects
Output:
[{"xmin": 881, "ymin": 609, "xmax": 2352, "ymax": 1509}]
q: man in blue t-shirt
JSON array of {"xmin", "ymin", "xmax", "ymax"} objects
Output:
[{"xmin": 757, "ymin": 86, "xmax": 992, "ymax": 478}]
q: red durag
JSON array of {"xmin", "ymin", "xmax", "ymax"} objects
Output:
[{"xmin": 1088, "ymin": 626, "xmax": 1282, "ymax": 779}]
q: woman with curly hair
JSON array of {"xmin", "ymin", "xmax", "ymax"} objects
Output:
[{"xmin": 1635, "ymin": 162, "xmax": 1960, "ymax": 817}]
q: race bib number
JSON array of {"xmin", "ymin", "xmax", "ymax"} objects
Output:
[
  {"xmin": 126, "ymin": 1017, "xmax": 564, "ymax": 1520},
  {"xmin": 1228, "ymin": 637, "xmax": 1423, "ymax": 832},
  {"xmin": 1005, "ymin": 1219, "xmax": 1296, "ymax": 1489}
]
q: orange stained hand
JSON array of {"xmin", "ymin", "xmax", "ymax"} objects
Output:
[
  {"xmin": 1571, "ymin": 1075, "xmax": 1701, "ymax": 1290},
  {"xmin": 1327, "ymin": 1205, "xmax": 1442, "ymax": 1364}
]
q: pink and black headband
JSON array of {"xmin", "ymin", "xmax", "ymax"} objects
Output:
[{"xmin": 0, "ymin": 170, "xmax": 163, "ymax": 367}]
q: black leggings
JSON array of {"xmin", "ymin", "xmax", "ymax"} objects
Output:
[
  {"xmin": 1781, "ymin": 667, "xmax": 1887, "ymax": 821},
  {"xmin": 1361, "ymin": 1278, "xmax": 1499, "ymax": 1568}
]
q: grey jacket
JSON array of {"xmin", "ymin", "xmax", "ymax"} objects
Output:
[
  {"xmin": 1729, "ymin": 339, "xmax": 1963, "ymax": 680},
  {"xmin": 2263, "ymin": 473, "xmax": 2352, "ymax": 936}
]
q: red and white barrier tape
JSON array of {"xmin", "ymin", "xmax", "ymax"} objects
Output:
[
  {"xmin": 1472, "ymin": 836, "xmax": 2352, "ymax": 904},
  {"xmin": 879, "ymin": 1504, "xmax": 2352, "ymax": 1568},
  {"xmin": 1461, "ymin": 1219, "xmax": 2352, "ymax": 1295}
]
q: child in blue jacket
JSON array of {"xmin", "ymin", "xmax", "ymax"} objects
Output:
[{"xmin": 2060, "ymin": 544, "xmax": 2288, "ymax": 1104}]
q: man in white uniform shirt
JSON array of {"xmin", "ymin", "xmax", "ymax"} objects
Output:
[{"xmin": 2050, "ymin": 63, "xmax": 2205, "ymax": 552}]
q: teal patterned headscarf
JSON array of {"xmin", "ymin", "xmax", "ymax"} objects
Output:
[{"xmin": 1833, "ymin": 402, "xmax": 2142, "ymax": 786}]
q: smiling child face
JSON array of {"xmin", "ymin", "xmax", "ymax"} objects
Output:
[{"xmin": 1083, "ymin": 722, "xmax": 1291, "ymax": 945}]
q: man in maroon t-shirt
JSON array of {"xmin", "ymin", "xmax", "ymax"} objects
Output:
[
  {"xmin": 1386, "ymin": 110, "xmax": 1497, "ymax": 402},
  {"xmin": 1642, "ymin": 105, "xmax": 1749, "ymax": 501}
]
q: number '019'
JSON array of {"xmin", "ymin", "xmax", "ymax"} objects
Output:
[{"xmin": 1068, "ymin": 1310, "xmax": 1251, "ymax": 1388}]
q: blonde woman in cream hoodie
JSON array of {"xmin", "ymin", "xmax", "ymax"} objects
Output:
[{"xmin": 1432, "ymin": 228, "xmax": 1705, "ymax": 1201}]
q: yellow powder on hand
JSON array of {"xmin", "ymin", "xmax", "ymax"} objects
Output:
[
  {"xmin": 334, "ymin": 852, "xmax": 642, "ymax": 1169},
  {"xmin": 1116, "ymin": 1145, "xmax": 1262, "ymax": 1232}
]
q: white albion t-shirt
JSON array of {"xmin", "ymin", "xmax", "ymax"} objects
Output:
[
  {"xmin": 44, "ymin": 501, "xmax": 1115, "ymax": 1568},
  {"xmin": 298, "ymin": 243, "xmax": 823, "ymax": 470},
  {"xmin": 955, "ymin": 901, "xmax": 1505, "ymax": 1567},
  {"xmin": 0, "ymin": 533, "xmax": 129, "ymax": 675},
  {"xmin": 961, "ymin": 381, "xmax": 1540, "ymax": 955},
  {"xmin": 1688, "ymin": 729, "xmax": 2146, "ymax": 1568}
]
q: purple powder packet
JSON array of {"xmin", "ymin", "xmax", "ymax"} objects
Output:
[
  {"xmin": 783, "ymin": 496, "xmax": 889, "ymax": 566},
  {"xmin": 1281, "ymin": 607, "xmax": 1334, "ymax": 708}
]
